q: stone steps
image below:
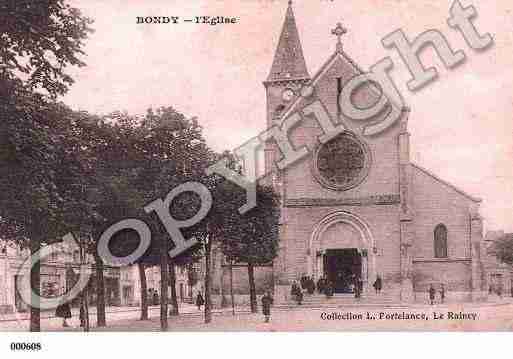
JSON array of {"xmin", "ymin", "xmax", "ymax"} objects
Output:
[{"xmin": 278, "ymin": 293, "xmax": 402, "ymax": 309}]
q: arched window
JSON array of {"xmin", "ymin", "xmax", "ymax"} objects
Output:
[{"xmin": 434, "ymin": 224, "xmax": 448, "ymax": 258}]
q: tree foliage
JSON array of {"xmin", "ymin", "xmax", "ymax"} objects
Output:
[
  {"xmin": 489, "ymin": 233, "xmax": 513, "ymax": 265},
  {"xmin": 218, "ymin": 183, "xmax": 280, "ymax": 265},
  {"xmin": 0, "ymin": 0, "xmax": 94, "ymax": 98}
]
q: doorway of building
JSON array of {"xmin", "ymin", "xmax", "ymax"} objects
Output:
[{"xmin": 323, "ymin": 249, "xmax": 362, "ymax": 293}]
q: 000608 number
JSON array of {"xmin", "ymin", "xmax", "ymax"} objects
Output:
[{"xmin": 10, "ymin": 342, "xmax": 42, "ymax": 351}]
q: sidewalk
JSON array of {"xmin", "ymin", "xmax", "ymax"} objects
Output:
[
  {"xmin": 43, "ymin": 301, "xmax": 513, "ymax": 332},
  {"xmin": 0, "ymin": 302, "xmax": 228, "ymax": 323}
]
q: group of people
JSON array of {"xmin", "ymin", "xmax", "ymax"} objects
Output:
[
  {"xmin": 316, "ymin": 276, "xmax": 333, "ymax": 297},
  {"xmin": 290, "ymin": 274, "xmax": 384, "ymax": 304},
  {"xmin": 428, "ymin": 284, "xmax": 445, "ymax": 305},
  {"xmin": 291, "ymin": 276, "xmax": 332, "ymax": 305},
  {"xmin": 300, "ymin": 275, "xmax": 316, "ymax": 294},
  {"xmin": 148, "ymin": 288, "xmax": 160, "ymax": 305},
  {"xmin": 54, "ymin": 287, "xmax": 89, "ymax": 328}
]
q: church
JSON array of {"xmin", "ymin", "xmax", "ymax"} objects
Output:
[
  {"xmin": 261, "ymin": 1, "xmax": 495, "ymax": 304},
  {"xmin": 209, "ymin": 1, "xmax": 511, "ymax": 306}
]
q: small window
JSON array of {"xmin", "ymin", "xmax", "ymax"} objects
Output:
[{"xmin": 434, "ymin": 224, "xmax": 448, "ymax": 258}]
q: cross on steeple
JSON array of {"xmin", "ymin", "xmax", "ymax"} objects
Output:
[{"xmin": 331, "ymin": 22, "xmax": 347, "ymax": 52}]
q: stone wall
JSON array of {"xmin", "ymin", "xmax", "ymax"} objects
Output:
[
  {"xmin": 410, "ymin": 164, "xmax": 479, "ymax": 297},
  {"xmin": 218, "ymin": 265, "xmax": 274, "ymax": 296}
]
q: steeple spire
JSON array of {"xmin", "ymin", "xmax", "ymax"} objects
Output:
[{"xmin": 266, "ymin": 1, "xmax": 309, "ymax": 83}]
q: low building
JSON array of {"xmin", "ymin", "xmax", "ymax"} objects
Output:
[{"xmin": 0, "ymin": 240, "xmax": 199, "ymax": 314}]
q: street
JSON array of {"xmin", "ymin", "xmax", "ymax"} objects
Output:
[{"xmin": 2, "ymin": 301, "xmax": 513, "ymax": 331}]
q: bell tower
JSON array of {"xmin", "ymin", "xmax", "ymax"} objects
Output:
[{"xmin": 263, "ymin": 1, "xmax": 310, "ymax": 174}]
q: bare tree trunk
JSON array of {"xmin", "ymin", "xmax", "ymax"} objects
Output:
[
  {"xmin": 29, "ymin": 235, "xmax": 40, "ymax": 332},
  {"xmin": 159, "ymin": 240, "xmax": 169, "ymax": 331},
  {"xmin": 80, "ymin": 237, "xmax": 90, "ymax": 332},
  {"xmin": 168, "ymin": 261, "xmax": 179, "ymax": 316},
  {"xmin": 204, "ymin": 236, "xmax": 212, "ymax": 323},
  {"xmin": 230, "ymin": 260, "xmax": 235, "ymax": 316},
  {"xmin": 80, "ymin": 290, "xmax": 90, "ymax": 332},
  {"xmin": 248, "ymin": 262, "xmax": 257, "ymax": 313},
  {"xmin": 94, "ymin": 252, "xmax": 106, "ymax": 327},
  {"xmin": 137, "ymin": 262, "xmax": 148, "ymax": 320}
]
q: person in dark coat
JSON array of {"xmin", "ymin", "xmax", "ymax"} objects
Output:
[
  {"xmin": 429, "ymin": 284, "xmax": 436, "ymax": 305},
  {"xmin": 55, "ymin": 292, "xmax": 72, "ymax": 328},
  {"xmin": 306, "ymin": 277, "xmax": 315, "ymax": 295},
  {"xmin": 261, "ymin": 291, "xmax": 274, "ymax": 323},
  {"xmin": 440, "ymin": 284, "xmax": 445, "ymax": 304},
  {"xmin": 317, "ymin": 276, "xmax": 326, "ymax": 294},
  {"xmin": 373, "ymin": 275, "xmax": 383, "ymax": 294},
  {"xmin": 353, "ymin": 275, "xmax": 362, "ymax": 299},
  {"xmin": 148, "ymin": 289, "xmax": 153, "ymax": 304},
  {"xmin": 324, "ymin": 280, "xmax": 334, "ymax": 298},
  {"xmin": 291, "ymin": 281, "xmax": 303, "ymax": 305},
  {"xmin": 79, "ymin": 303, "xmax": 86, "ymax": 327},
  {"xmin": 195, "ymin": 292, "xmax": 205, "ymax": 310},
  {"xmin": 300, "ymin": 276, "xmax": 308, "ymax": 290}
]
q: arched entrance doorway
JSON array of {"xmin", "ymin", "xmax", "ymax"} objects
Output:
[{"xmin": 308, "ymin": 211, "xmax": 375, "ymax": 294}]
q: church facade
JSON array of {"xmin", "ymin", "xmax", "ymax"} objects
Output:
[{"xmin": 262, "ymin": 2, "xmax": 495, "ymax": 304}]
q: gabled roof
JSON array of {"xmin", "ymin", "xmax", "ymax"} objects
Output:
[
  {"xmin": 411, "ymin": 162, "xmax": 482, "ymax": 203},
  {"xmin": 277, "ymin": 48, "xmax": 404, "ymax": 125},
  {"xmin": 266, "ymin": 1, "xmax": 310, "ymax": 83}
]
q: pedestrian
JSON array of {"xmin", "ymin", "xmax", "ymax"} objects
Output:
[
  {"xmin": 300, "ymin": 275, "xmax": 308, "ymax": 290},
  {"xmin": 440, "ymin": 284, "xmax": 445, "ymax": 304},
  {"xmin": 195, "ymin": 292, "xmax": 205, "ymax": 310},
  {"xmin": 324, "ymin": 280, "xmax": 334, "ymax": 298},
  {"xmin": 317, "ymin": 276, "xmax": 326, "ymax": 294},
  {"xmin": 307, "ymin": 277, "xmax": 315, "ymax": 295},
  {"xmin": 55, "ymin": 288, "xmax": 72, "ymax": 328},
  {"xmin": 79, "ymin": 302, "xmax": 86, "ymax": 327},
  {"xmin": 261, "ymin": 291, "xmax": 274, "ymax": 323},
  {"xmin": 353, "ymin": 275, "xmax": 362, "ymax": 299},
  {"xmin": 429, "ymin": 284, "xmax": 436, "ymax": 305},
  {"xmin": 373, "ymin": 275, "xmax": 382, "ymax": 294},
  {"xmin": 291, "ymin": 280, "xmax": 303, "ymax": 305}
]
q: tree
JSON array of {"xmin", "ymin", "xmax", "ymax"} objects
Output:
[
  {"xmin": 94, "ymin": 107, "xmax": 214, "ymax": 330},
  {"xmin": 489, "ymin": 233, "xmax": 513, "ymax": 265},
  {"xmin": 0, "ymin": 0, "xmax": 94, "ymax": 98},
  {"xmin": 0, "ymin": 0, "xmax": 93, "ymax": 331},
  {"xmin": 88, "ymin": 114, "xmax": 146, "ymax": 326},
  {"xmin": 0, "ymin": 79, "xmax": 85, "ymax": 331},
  {"xmin": 219, "ymin": 184, "xmax": 280, "ymax": 313},
  {"xmin": 136, "ymin": 107, "xmax": 213, "ymax": 329},
  {"xmin": 137, "ymin": 262, "xmax": 149, "ymax": 320}
]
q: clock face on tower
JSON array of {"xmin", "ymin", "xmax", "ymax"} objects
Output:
[
  {"xmin": 313, "ymin": 132, "xmax": 371, "ymax": 191},
  {"xmin": 282, "ymin": 88, "xmax": 294, "ymax": 102}
]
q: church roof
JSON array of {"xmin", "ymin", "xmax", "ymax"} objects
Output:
[
  {"xmin": 266, "ymin": 1, "xmax": 310, "ymax": 83},
  {"xmin": 411, "ymin": 163, "xmax": 482, "ymax": 203},
  {"xmin": 277, "ymin": 48, "xmax": 404, "ymax": 125}
]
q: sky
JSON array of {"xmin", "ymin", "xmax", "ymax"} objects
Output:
[{"xmin": 63, "ymin": 0, "xmax": 513, "ymax": 232}]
